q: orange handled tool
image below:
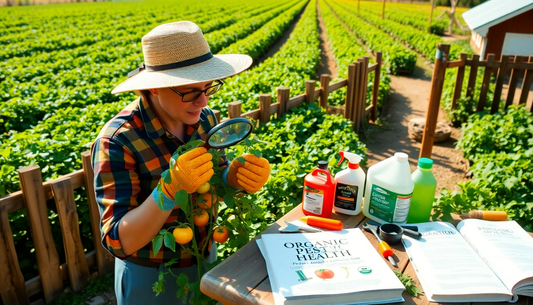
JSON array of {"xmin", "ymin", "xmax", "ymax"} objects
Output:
[
  {"xmin": 362, "ymin": 222, "xmax": 397, "ymax": 267},
  {"xmin": 300, "ymin": 216, "xmax": 343, "ymax": 231}
]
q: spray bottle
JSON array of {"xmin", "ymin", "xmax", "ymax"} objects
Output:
[{"xmin": 333, "ymin": 151, "xmax": 365, "ymax": 215}]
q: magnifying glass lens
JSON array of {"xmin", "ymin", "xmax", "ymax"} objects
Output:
[{"xmin": 207, "ymin": 120, "xmax": 252, "ymax": 149}]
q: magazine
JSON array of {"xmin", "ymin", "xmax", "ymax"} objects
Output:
[
  {"xmin": 402, "ymin": 219, "xmax": 533, "ymax": 302},
  {"xmin": 256, "ymin": 228, "xmax": 405, "ymax": 305}
]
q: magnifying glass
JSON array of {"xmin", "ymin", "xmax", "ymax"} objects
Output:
[{"xmin": 204, "ymin": 117, "xmax": 254, "ymax": 150}]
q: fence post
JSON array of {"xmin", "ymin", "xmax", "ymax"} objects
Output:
[
  {"xmin": 305, "ymin": 80, "xmax": 316, "ymax": 104},
  {"xmin": 81, "ymin": 151, "xmax": 115, "ymax": 277},
  {"xmin": 277, "ymin": 87, "xmax": 290, "ymax": 118},
  {"xmin": 228, "ymin": 101, "xmax": 242, "ymax": 119},
  {"xmin": 51, "ymin": 177, "xmax": 91, "ymax": 292},
  {"xmin": 212, "ymin": 109, "xmax": 221, "ymax": 123},
  {"xmin": 491, "ymin": 55, "xmax": 510, "ymax": 114},
  {"xmin": 17, "ymin": 165, "xmax": 63, "ymax": 303},
  {"xmin": 371, "ymin": 52, "xmax": 382, "ymax": 122},
  {"xmin": 478, "ymin": 54, "xmax": 496, "ymax": 112},
  {"xmin": 466, "ymin": 54, "xmax": 480, "ymax": 101},
  {"xmin": 451, "ymin": 53, "xmax": 467, "ymax": 111},
  {"xmin": 319, "ymin": 74, "xmax": 330, "ymax": 109},
  {"xmin": 0, "ymin": 210, "xmax": 30, "ymax": 305},
  {"xmin": 259, "ymin": 94, "xmax": 272, "ymax": 123},
  {"xmin": 345, "ymin": 64, "xmax": 356, "ymax": 122},
  {"xmin": 352, "ymin": 62, "xmax": 362, "ymax": 131},
  {"xmin": 420, "ymin": 43, "xmax": 450, "ymax": 159},
  {"xmin": 519, "ymin": 56, "xmax": 533, "ymax": 108}
]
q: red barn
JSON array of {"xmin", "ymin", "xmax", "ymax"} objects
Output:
[{"xmin": 463, "ymin": 0, "xmax": 533, "ymax": 60}]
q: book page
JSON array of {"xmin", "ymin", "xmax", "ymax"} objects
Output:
[
  {"xmin": 402, "ymin": 222, "xmax": 512, "ymax": 302},
  {"xmin": 257, "ymin": 228, "xmax": 405, "ymax": 304},
  {"xmin": 457, "ymin": 219, "xmax": 533, "ymax": 296}
]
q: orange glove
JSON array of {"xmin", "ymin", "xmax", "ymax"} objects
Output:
[
  {"xmin": 162, "ymin": 147, "xmax": 214, "ymax": 196},
  {"xmin": 226, "ymin": 154, "xmax": 270, "ymax": 193}
]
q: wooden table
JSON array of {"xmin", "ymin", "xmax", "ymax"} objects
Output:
[{"xmin": 200, "ymin": 204, "xmax": 533, "ymax": 305}]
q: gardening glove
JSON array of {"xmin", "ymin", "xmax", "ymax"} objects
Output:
[
  {"xmin": 162, "ymin": 147, "xmax": 214, "ymax": 196},
  {"xmin": 226, "ymin": 153, "xmax": 270, "ymax": 193}
]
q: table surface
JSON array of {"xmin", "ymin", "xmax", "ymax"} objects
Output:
[{"xmin": 200, "ymin": 205, "xmax": 533, "ymax": 305}]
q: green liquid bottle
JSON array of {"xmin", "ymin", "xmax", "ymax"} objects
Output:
[{"xmin": 406, "ymin": 158, "xmax": 437, "ymax": 223}]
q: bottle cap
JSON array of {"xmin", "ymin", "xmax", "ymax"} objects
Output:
[
  {"xmin": 394, "ymin": 152, "xmax": 408, "ymax": 162},
  {"xmin": 418, "ymin": 157, "xmax": 433, "ymax": 169},
  {"xmin": 317, "ymin": 160, "xmax": 328, "ymax": 169}
]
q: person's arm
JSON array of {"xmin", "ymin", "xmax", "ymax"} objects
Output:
[{"xmin": 118, "ymin": 195, "xmax": 172, "ymax": 255}]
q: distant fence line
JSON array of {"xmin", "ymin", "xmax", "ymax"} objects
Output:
[{"xmin": 420, "ymin": 43, "xmax": 533, "ymax": 159}]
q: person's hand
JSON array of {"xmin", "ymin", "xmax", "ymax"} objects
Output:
[
  {"xmin": 162, "ymin": 147, "xmax": 214, "ymax": 196},
  {"xmin": 226, "ymin": 154, "xmax": 270, "ymax": 193}
]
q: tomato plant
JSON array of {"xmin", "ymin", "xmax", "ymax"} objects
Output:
[
  {"xmin": 198, "ymin": 192, "xmax": 217, "ymax": 209},
  {"xmin": 193, "ymin": 209, "xmax": 209, "ymax": 227},
  {"xmin": 213, "ymin": 226, "xmax": 229, "ymax": 243},
  {"xmin": 173, "ymin": 226, "xmax": 194, "ymax": 245}
]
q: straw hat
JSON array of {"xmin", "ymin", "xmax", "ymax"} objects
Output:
[{"xmin": 111, "ymin": 21, "xmax": 253, "ymax": 94}]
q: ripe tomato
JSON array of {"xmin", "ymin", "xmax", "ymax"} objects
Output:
[
  {"xmin": 193, "ymin": 209, "xmax": 209, "ymax": 226},
  {"xmin": 196, "ymin": 182, "xmax": 210, "ymax": 194},
  {"xmin": 173, "ymin": 226, "xmax": 193, "ymax": 244},
  {"xmin": 212, "ymin": 226, "xmax": 229, "ymax": 243},
  {"xmin": 315, "ymin": 269, "xmax": 335, "ymax": 279},
  {"xmin": 198, "ymin": 192, "xmax": 217, "ymax": 209}
]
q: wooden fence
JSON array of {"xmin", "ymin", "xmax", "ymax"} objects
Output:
[
  {"xmin": 0, "ymin": 53, "xmax": 382, "ymax": 305},
  {"xmin": 420, "ymin": 43, "xmax": 533, "ymax": 158}
]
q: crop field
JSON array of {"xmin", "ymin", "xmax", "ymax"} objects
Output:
[{"xmin": 1, "ymin": 0, "xmax": 480, "ymax": 284}]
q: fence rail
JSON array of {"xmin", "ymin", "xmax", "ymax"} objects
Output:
[
  {"xmin": 420, "ymin": 43, "xmax": 533, "ymax": 158},
  {"xmin": 0, "ymin": 53, "xmax": 382, "ymax": 305}
]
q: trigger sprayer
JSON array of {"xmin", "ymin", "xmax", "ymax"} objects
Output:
[{"xmin": 334, "ymin": 151, "xmax": 365, "ymax": 215}]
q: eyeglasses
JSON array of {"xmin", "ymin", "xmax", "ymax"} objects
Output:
[{"xmin": 169, "ymin": 80, "xmax": 224, "ymax": 102}]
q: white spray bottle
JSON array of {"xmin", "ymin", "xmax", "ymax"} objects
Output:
[{"xmin": 333, "ymin": 151, "xmax": 365, "ymax": 215}]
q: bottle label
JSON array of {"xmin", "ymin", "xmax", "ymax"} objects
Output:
[
  {"xmin": 334, "ymin": 183, "xmax": 358, "ymax": 211},
  {"xmin": 303, "ymin": 185, "xmax": 324, "ymax": 215},
  {"xmin": 368, "ymin": 184, "xmax": 412, "ymax": 223}
]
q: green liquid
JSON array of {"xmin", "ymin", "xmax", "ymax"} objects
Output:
[{"xmin": 406, "ymin": 167, "xmax": 437, "ymax": 223}]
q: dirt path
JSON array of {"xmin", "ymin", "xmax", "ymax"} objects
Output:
[{"xmin": 360, "ymin": 60, "xmax": 467, "ymax": 193}]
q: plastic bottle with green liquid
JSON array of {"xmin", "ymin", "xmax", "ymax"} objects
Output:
[{"xmin": 406, "ymin": 158, "xmax": 437, "ymax": 223}]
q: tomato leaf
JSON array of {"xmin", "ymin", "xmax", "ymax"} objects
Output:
[
  {"xmin": 175, "ymin": 190, "xmax": 190, "ymax": 214},
  {"xmin": 152, "ymin": 235, "xmax": 163, "ymax": 257},
  {"xmin": 164, "ymin": 231, "xmax": 176, "ymax": 252}
]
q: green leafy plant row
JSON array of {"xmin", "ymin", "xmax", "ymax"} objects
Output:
[
  {"xmin": 433, "ymin": 106, "xmax": 533, "ymax": 232},
  {"xmin": 334, "ymin": 0, "xmax": 472, "ymax": 63},
  {"xmin": 354, "ymin": 0, "xmax": 447, "ymax": 35},
  {"xmin": 0, "ymin": 0, "xmax": 258, "ymax": 61},
  {"xmin": 206, "ymin": 0, "xmax": 301, "ymax": 54},
  {"xmin": 211, "ymin": 0, "xmax": 319, "ymax": 117},
  {"xmin": 318, "ymin": 0, "xmax": 390, "ymax": 113},
  {"xmin": 325, "ymin": 0, "xmax": 417, "ymax": 75},
  {"xmin": 0, "ymin": 0, "xmax": 286, "ymax": 134}
]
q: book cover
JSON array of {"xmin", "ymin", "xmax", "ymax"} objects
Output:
[{"xmin": 257, "ymin": 228, "xmax": 405, "ymax": 305}]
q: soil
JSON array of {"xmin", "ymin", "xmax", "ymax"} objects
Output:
[{"xmin": 359, "ymin": 59, "xmax": 468, "ymax": 194}]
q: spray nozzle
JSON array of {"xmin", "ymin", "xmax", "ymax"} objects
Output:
[{"xmin": 338, "ymin": 151, "xmax": 363, "ymax": 169}]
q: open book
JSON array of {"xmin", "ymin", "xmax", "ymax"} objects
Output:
[
  {"xmin": 402, "ymin": 219, "xmax": 533, "ymax": 302},
  {"xmin": 256, "ymin": 228, "xmax": 405, "ymax": 305}
]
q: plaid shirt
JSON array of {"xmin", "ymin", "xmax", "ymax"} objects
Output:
[{"xmin": 91, "ymin": 96, "xmax": 224, "ymax": 267}]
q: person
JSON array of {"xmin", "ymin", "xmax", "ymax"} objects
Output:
[{"xmin": 91, "ymin": 21, "xmax": 271, "ymax": 304}]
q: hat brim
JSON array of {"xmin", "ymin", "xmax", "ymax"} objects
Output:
[{"xmin": 111, "ymin": 54, "xmax": 253, "ymax": 94}]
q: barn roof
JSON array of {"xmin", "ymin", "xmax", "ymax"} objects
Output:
[{"xmin": 462, "ymin": 0, "xmax": 533, "ymax": 37}]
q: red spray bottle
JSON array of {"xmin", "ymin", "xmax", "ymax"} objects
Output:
[{"xmin": 302, "ymin": 160, "xmax": 336, "ymax": 218}]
